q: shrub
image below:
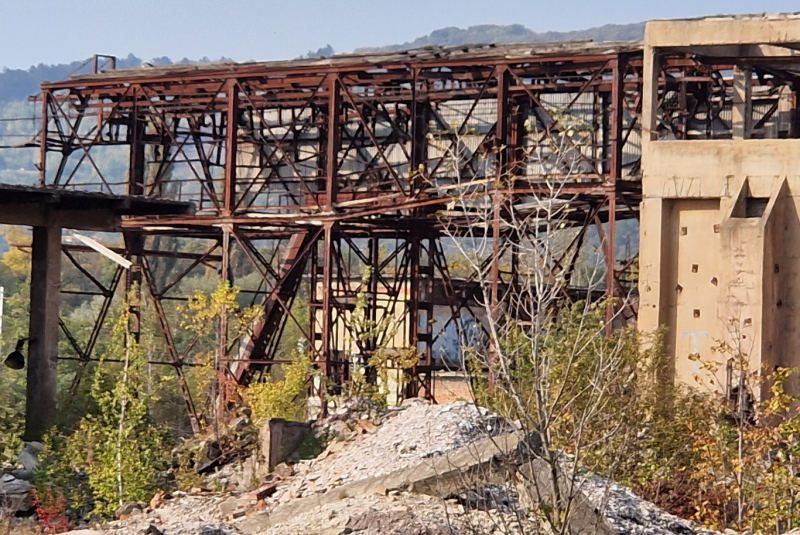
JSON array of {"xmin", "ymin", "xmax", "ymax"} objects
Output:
[
  {"xmin": 31, "ymin": 488, "xmax": 70, "ymax": 533},
  {"xmin": 34, "ymin": 313, "xmax": 170, "ymax": 517},
  {"xmin": 243, "ymin": 356, "xmax": 311, "ymax": 423}
]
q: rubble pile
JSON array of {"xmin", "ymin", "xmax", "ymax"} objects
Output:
[
  {"xmin": 75, "ymin": 491, "xmax": 244, "ymax": 535},
  {"xmin": 59, "ymin": 399, "xmax": 724, "ymax": 535},
  {"xmin": 0, "ymin": 441, "xmax": 40, "ymax": 514},
  {"xmin": 173, "ymin": 409, "xmax": 259, "ymax": 477},
  {"xmin": 580, "ymin": 473, "xmax": 720, "ymax": 535},
  {"xmin": 267, "ymin": 398, "xmax": 517, "ymax": 505}
]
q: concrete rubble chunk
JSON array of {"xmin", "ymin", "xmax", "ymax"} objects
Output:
[
  {"xmin": 115, "ymin": 501, "xmax": 146, "ymax": 519},
  {"xmin": 218, "ymin": 495, "xmax": 249, "ymax": 518},
  {"xmin": 19, "ymin": 441, "xmax": 43, "ymax": 472},
  {"xmin": 10, "ymin": 440, "xmax": 44, "ymax": 480},
  {"xmin": 259, "ymin": 418, "xmax": 311, "ymax": 472},
  {"xmin": 0, "ymin": 476, "xmax": 33, "ymax": 512}
]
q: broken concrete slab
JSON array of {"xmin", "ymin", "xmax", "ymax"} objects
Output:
[
  {"xmin": 259, "ymin": 418, "xmax": 311, "ymax": 471},
  {"xmin": 517, "ymin": 457, "xmax": 613, "ymax": 535},
  {"xmin": 218, "ymin": 495, "xmax": 250, "ymax": 519},
  {"xmin": 237, "ymin": 433, "xmax": 520, "ymax": 533},
  {"xmin": 239, "ymin": 430, "xmax": 613, "ymax": 535}
]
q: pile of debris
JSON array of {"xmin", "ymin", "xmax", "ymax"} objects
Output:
[
  {"xmin": 172, "ymin": 408, "xmax": 259, "ymax": 477},
  {"xmin": 266, "ymin": 398, "xmax": 517, "ymax": 505},
  {"xmin": 0, "ymin": 441, "xmax": 41, "ymax": 513},
  {"xmin": 61, "ymin": 399, "xmax": 722, "ymax": 535},
  {"xmin": 580, "ymin": 473, "xmax": 720, "ymax": 535}
]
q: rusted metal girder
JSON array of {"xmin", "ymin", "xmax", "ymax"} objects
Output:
[{"xmin": 232, "ymin": 229, "xmax": 320, "ymax": 383}]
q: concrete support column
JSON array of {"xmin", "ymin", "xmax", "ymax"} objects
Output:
[
  {"xmin": 732, "ymin": 66, "xmax": 753, "ymax": 140},
  {"xmin": 24, "ymin": 223, "xmax": 61, "ymax": 441},
  {"xmin": 641, "ymin": 45, "xmax": 661, "ymax": 148}
]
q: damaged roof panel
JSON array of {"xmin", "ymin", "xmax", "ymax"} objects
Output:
[{"xmin": 47, "ymin": 40, "xmax": 643, "ymax": 88}]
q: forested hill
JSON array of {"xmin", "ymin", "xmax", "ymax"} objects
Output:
[{"xmin": 354, "ymin": 21, "xmax": 645, "ymax": 53}]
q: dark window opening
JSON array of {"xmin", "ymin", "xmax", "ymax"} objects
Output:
[{"xmin": 745, "ymin": 197, "xmax": 769, "ymax": 218}]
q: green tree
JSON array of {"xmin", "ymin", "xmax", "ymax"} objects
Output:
[{"xmin": 36, "ymin": 311, "xmax": 170, "ymax": 517}]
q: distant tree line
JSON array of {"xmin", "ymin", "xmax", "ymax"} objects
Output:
[{"xmin": 355, "ymin": 21, "xmax": 645, "ymax": 53}]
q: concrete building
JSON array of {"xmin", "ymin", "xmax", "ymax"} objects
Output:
[{"xmin": 638, "ymin": 14, "xmax": 800, "ymax": 399}]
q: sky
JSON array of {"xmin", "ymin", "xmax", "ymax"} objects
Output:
[{"xmin": 1, "ymin": 0, "xmax": 799, "ymax": 70}]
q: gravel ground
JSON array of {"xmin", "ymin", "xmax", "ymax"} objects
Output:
[{"xmin": 77, "ymin": 492, "xmax": 245, "ymax": 535}]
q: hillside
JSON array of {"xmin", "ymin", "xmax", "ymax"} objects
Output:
[{"xmin": 354, "ymin": 21, "xmax": 644, "ymax": 52}]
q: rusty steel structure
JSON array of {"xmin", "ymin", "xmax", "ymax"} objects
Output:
[{"xmin": 29, "ymin": 41, "xmax": 649, "ymax": 423}]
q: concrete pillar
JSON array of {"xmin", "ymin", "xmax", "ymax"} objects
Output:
[
  {"xmin": 732, "ymin": 67, "xmax": 753, "ymax": 140},
  {"xmin": 24, "ymin": 224, "xmax": 61, "ymax": 441},
  {"xmin": 641, "ymin": 45, "xmax": 661, "ymax": 148}
]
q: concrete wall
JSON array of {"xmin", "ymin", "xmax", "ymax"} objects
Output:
[
  {"xmin": 638, "ymin": 15, "xmax": 800, "ymax": 399},
  {"xmin": 434, "ymin": 371, "xmax": 474, "ymax": 404},
  {"xmin": 646, "ymin": 14, "xmax": 800, "ymax": 48}
]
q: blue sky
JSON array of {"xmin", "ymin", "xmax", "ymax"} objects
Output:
[{"xmin": 1, "ymin": 0, "xmax": 798, "ymax": 69}]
